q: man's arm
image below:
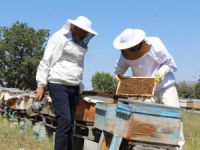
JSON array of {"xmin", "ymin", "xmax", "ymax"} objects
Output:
[
  {"xmin": 35, "ymin": 34, "xmax": 58, "ymax": 101},
  {"xmin": 114, "ymin": 55, "xmax": 129, "ymax": 76}
]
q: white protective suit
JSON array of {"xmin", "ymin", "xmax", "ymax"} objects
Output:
[
  {"xmin": 36, "ymin": 23, "xmax": 92, "ymax": 92},
  {"xmin": 115, "ymin": 37, "xmax": 178, "ymax": 104},
  {"xmin": 114, "ymin": 37, "xmax": 185, "ymax": 149}
]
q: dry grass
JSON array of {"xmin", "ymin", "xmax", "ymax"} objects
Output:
[
  {"xmin": 0, "ymin": 110, "xmax": 200, "ymax": 150},
  {"xmin": 0, "ymin": 116, "xmax": 53, "ymax": 150},
  {"xmin": 183, "ymin": 110, "xmax": 200, "ymax": 150}
]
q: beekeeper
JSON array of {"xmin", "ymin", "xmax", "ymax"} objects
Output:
[
  {"xmin": 35, "ymin": 16, "xmax": 97, "ymax": 150},
  {"xmin": 113, "ymin": 28, "xmax": 184, "ymax": 149}
]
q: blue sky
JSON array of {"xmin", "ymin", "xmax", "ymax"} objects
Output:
[{"xmin": 1, "ymin": 0, "xmax": 200, "ymax": 89}]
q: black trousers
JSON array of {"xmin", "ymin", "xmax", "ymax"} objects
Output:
[{"xmin": 48, "ymin": 83, "xmax": 80, "ymax": 150}]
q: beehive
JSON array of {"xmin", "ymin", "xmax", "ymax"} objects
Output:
[
  {"xmin": 114, "ymin": 101, "xmax": 182, "ymax": 146},
  {"xmin": 116, "ymin": 76, "xmax": 156, "ymax": 97},
  {"xmin": 187, "ymin": 99, "xmax": 200, "ymax": 110}
]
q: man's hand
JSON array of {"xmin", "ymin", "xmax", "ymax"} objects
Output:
[{"xmin": 35, "ymin": 86, "xmax": 45, "ymax": 101}]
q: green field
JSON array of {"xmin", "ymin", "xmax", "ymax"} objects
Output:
[
  {"xmin": 0, "ymin": 110, "xmax": 200, "ymax": 150},
  {"xmin": 183, "ymin": 110, "xmax": 200, "ymax": 150},
  {"xmin": 0, "ymin": 117, "xmax": 53, "ymax": 150}
]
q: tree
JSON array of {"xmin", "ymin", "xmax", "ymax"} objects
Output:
[
  {"xmin": 91, "ymin": 72, "xmax": 118, "ymax": 94},
  {"xmin": 176, "ymin": 81, "xmax": 195, "ymax": 98},
  {"xmin": 0, "ymin": 22, "xmax": 49, "ymax": 90},
  {"xmin": 194, "ymin": 82, "xmax": 200, "ymax": 99}
]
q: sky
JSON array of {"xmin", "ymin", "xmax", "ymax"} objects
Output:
[{"xmin": 1, "ymin": 0, "xmax": 200, "ymax": 90}]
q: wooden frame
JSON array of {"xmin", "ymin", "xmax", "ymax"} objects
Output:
[{"xmin": 116, "ymin": 76, "xmax": 156, "ymax": 97}]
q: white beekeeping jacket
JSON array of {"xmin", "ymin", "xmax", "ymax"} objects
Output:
[
  {"xmin": 36, "ymin": 23, "xmax": 88, "ymax": 92},
  {"xmin": 114, "ymin": 37, "xmax": 177, "ymax": 90}
]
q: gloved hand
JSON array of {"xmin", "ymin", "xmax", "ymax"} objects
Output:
[
  {"xmin": 155, "ymin": 73, "xmax": 164, "ymax": 83},
  {"xmin": 154, "ymin": 65, "xmax": 170, "ymax": 83}
]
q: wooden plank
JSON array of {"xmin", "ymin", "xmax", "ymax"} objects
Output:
[
  {"xmin": 117, "ymin": 101, "xmax": 182, "ymax": 119},
  {"xmin": 98, "ymin": 131, "xmax": 122, "ymax": 150},
  {"xmin": 74, "ymin": 136, "xmax": 84, "ymax": 150},
  {"xmin": 74, "ymin": 126, "xmax": 94, "ymax": 140},
  {"xmin": 82, "ymin": 91, "xmax": 115, "ymax": 99},
  {"xmin": 127, "ymin": 140, "xmax": 177, "ymax": 150},
  {"xmin": 87, "ymin": 96, "xmax": 114, "ymax": 103},
  {"xmin": 116, "ymin": 76, "xmax": 156, "ymax": 97},
  {"xmin": 132, "ymin": 145, "xmax": 168, "ymax": 150},
  {"xmin": 83, "ymin": 139, "xmax": 98, "ymax": 150},
  {"xmin": 45, "ymin": 123, "xmax": 56, "ymax": 130},
  {"xmin": 109, "ymin": 134, "xmax": 122, "ymax": 150},
  {"xmin": 99, "ymin": 131, "xmax": 112, "ymax": 150}
]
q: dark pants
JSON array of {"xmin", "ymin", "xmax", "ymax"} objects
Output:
[{"xmin": 48, "ymin": 83, "xmax": 80, "ymax": 150}]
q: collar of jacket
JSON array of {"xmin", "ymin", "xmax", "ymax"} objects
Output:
[{"xmin": 49, "ymin": 27, "xmax": 87, "ymax": 67}]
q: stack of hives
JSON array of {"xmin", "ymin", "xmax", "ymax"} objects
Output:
[
  {"xmin": 0, "ymin": 87, "xmax": 55, "ymax": 125},
  {"xmin": 73, "ymin": 91, "xmax": 116, "ymax": 150}
]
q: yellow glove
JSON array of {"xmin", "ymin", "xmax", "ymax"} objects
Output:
[
  {"xmin": 155, "ymin": 73, "xmax": 164, "ymax": 83},
  {"xmin": 154, "ymin": 65, "xmax": 170, "ymax": 83}
]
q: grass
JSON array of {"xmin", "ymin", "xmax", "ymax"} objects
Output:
[
  {"xmin": 0, "ymin": 116, "xmax": 53, "ymax": 150},
  {"xmin": 0, "ymin": 110, "xmax": 200, "ymax": 150},
  {"xmin": 183, "ymin": 110, "xmax": 200, "ymax": 150}
]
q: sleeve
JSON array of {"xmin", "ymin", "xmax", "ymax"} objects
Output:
[
  {"xmin": 79, "ymin": 58, "xmax": 85, "ymax": 93},
  {"xmin": 79, "ymin": 82, "xmax": 85, "ymax": 94},
  {"xmin": 151, "ymin": 37, "xmax": 177, "ymax": 72},
  {"xmin": 36, "ymin": 34, "xmax": 59, "ymax": 87},
  {"xmin": 114, "ymin": 54, "xmax": 129, "ymax": 75}
]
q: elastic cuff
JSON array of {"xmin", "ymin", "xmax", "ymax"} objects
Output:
[{"xmin": 37, "ymin": 83, "xmax": 46, "ymax": 88}]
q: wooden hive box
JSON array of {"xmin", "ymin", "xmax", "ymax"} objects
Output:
[
  {"xmin": 187, "ymin": 99, "xmax": 200, "ymax": 110},
  {"xmin": 187, "ymin": 100, "xmax": 193, "ymax": 109},
  {"xmin": 192, "ymin": 102, "xmax": 200, "ymax": 109},
  {"xmin": 75, "ymin": 98, "xmax": 96, "ymax": 122},
  {"xmin": 179, "ymin": 98, "xmax": 188, "ymax": 109},
  {"xmin": 94, "ymin": 102, "xmax": 117, "ymax": 132},
  {"xmin": 75, "ymin": 92, "xmax": 115, "ymax": 123},
  {"xmin": 14, "ymin": 93, "xmax": 35, "ymax": 110},
  {"xmin": 116, "ymin": 76, "xmax": 156, "ymax": 97},
  {"xmin": 113, "ymin": 100, "xmax": 182, "ymax": 146},
  {"xmin": 7, "ymin": 98, "xmax": 18, "ymax": 109}
]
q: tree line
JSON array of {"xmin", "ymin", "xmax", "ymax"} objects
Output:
[{"xmin": 176, "ymin": 81, "xmax": 200, "ymax": 99}]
